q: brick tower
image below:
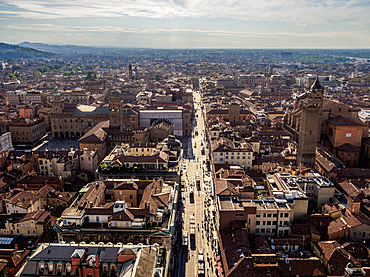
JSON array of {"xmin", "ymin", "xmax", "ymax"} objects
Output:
[
  {"xmin": 109, "ymin": 95, "xmax": 123, "ymax": 131},
  {"xmin": 297, "ymin": 79, "xmax": 323, "ymax": 166},
  {"xmin": 228, "ymin": 102, "xmax": 240, "ymax": 123},
  {"xmin": 308, "ymin": 78, "xmax": 324, "ymax": 142}
]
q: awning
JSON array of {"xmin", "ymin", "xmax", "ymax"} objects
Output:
[
  {"xmin": 218, "ymin": 267, "xmax": 223, "ymax": 274},
  {"xmin": 217, "ymin": 261, "xmax": 222, "ymax": 267},
  {"xmin": 216, "ymin": 255, "xmax": 221, "ymax": 261}
]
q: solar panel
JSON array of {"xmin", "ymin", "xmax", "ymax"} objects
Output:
[{"xmin": 0, "ymin": 237, "xmax": 14, "ymax": 245}]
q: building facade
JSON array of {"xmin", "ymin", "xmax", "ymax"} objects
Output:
[{"xmin": 8, "ymin": 118, "xmax": 46, "ymax": 147}]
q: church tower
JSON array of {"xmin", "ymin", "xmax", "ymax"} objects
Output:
[
  {"xmin": 51, "ymin": 93, "xmax": 64, "ymax": 114},
  {"xmin": 308, "ymin": 78, "xmax": 324, "ymax": 142},
  {"xmin": 109, "ymin": 95, "xmax": 123, "ymax": 131},
  {"xmin": 297, "ymin": 79, "xmax": 323, "ymax": 166}
]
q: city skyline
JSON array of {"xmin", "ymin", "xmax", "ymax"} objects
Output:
[{"xmin": 1, "ymin": 0, "xmax": 370, "ymax": 48}]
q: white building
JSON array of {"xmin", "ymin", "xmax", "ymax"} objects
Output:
[
  {"xmin": 139, "ymin": 110, "xmax": 183, "ymax": 136},
  {"xmin": 0, "ymin": 132, "xmax": 13, "ymax": 150}
]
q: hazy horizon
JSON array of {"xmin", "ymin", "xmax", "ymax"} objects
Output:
[
  {"xmin": 6, "ymin": 41, "xmax": 370, "ymax": 50},
  {"xmin": 1, "ymin": 0, "xmax": 370, "ymax": 48}
]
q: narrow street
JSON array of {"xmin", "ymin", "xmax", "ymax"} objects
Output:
[{"xmin": 172, "ymin": 90, "xmax": 218, "ymax": 277}]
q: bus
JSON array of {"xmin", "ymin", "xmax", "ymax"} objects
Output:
[
  {"xmin": 190, "ymin": 224, "xmax": 196, "ymax": 250},
  {"xmin": 190, "ymin": 186, "xmax": 194, "ymax": 203},
  {"xmin": 182, "ymin": 231, "xmax": 188, "ymax": 248},
  {"xmin": 196, "ymin": 172, "xmax": 200, "ymax": 190}
]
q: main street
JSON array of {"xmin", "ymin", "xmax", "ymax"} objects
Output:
[{"xmin": 172, "ymin": 89, "xmax": 218, "ymax": 277}]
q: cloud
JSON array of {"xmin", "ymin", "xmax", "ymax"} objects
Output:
[
  {"xmin": 3, "ymin": 23, "xmax": 368, "ymax": 39},
  {"xmin": 2, "ymin": 0, "xmax": 370, "ymax": 25}
]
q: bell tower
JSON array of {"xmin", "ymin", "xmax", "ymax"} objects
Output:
[
  {"xmin": 297, "ymin": 78, "xmax": 323, "ymax": 166},
  {"xmin": 51, "ymin": 93, "xmax": 64, "ymax": 114},
  {"xmin": 109, "ymin": 95, "xmax": 123, "ymax": 130},
  {"xmin": 308, "ymin": 78, "xmax": 324, "ymax": 142}
]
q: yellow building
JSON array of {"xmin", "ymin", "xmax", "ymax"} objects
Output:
[{"xmin": 0, "ymin": 210, "xmax": 52, "ymax": 239}]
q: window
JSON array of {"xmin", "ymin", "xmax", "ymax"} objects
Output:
[
  {"xmin": 130, "ymin": 195, "xmax": 133, "ymax": 199},
  {"xmin": 284, "ymin": 213, "xmax": 289, "ymax": 217},
  {"xmin": 329, "ymin": 127, "xmax": 333, "ymax": 136},
  {"xmin": 57, "ymin": 263, "xmax": 62, "ymax": 273},
  {"xmin": 346, "ymin": 133, "xmax": 352, "ymax": 137},
  {"xmin": 236, "ymin": 214, "xmax": 243, "ymax": 217},
  {"xmin": 256, "ymin": 213, "xmax": 261, "ymax": 217},
  {"xmin": 267, "ymin": 221, "xmax": 271, "ymax": 225},
  {"xmin": 256, "ymin": 221, "xmax": 260, "ymax": 225},
  {"xmin": 267, "ymin": 213, "xmax": 272, "ymax": 217}
]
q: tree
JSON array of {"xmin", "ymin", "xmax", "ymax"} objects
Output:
[{"xmin": 86, "ymin": 70, "xmax": 97, "ymax": 80}]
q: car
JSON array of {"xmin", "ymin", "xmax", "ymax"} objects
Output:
[
  {"xmin": 198, "ymin": 249, "xmax": 204, "ymax": 262},
  {"xmin": 190, "ymin": 224, "xmax": 196, "ymax": 237}
]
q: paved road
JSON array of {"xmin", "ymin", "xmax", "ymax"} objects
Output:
[{"xmin": 172, "ymin": 90, "xmax": 218, "ymax": 277}]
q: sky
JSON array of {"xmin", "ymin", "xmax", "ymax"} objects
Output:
[{"xmin": 0, "ymin": 0, "xmax": 369, "ymax": 48}]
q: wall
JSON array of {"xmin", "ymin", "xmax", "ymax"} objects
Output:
[
  {"xmin": 114, "ymin": 189, "xmax": 138, "ymax": 207},
  {"xmin": 213, "ymin": 150, "xmax": 253, "ymax": 170},
  {"xmin": 6, "ymin": 200, "xmax": 40, "ymax": 215},
  {"xmin": 79, "ymin": 142, "xmax": 107, "ymax": 162},
  {"xmin": 316, "ymin": 186, "xmax": 335, "ymax": 211},
  {"xmin": 218, "ymin": 206, "xmax": 256, "ymax": 230},
  {"xmin": 351, "ymin": 224, "xmax": 370, "ymax": 240},
  {"xmin": 326, "ymin": 122, "xmax": 363, "ymax": 148}
]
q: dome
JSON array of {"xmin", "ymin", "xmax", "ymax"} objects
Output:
[{"xmin": 163, "ymin": 135, "xmax": 182, "ymax": 148}]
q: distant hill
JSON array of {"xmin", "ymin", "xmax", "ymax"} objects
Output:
[
  {"xmin": 0, "ymin": 42, "xmax": 55, "ymax": 60},
  {"xmin": 19, "ymin": 41, "xmax": 121, "ymax": 55}
]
